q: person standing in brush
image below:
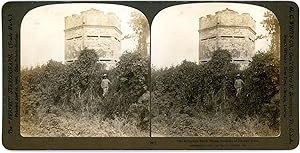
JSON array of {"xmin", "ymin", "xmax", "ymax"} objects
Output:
[
  {"xmin": 234, "ymin": 74, "xmax": 244, "ymax": 97},
  {"xmin": 101, "ymin": 74, "xmax": 111, "ymax": 97}
]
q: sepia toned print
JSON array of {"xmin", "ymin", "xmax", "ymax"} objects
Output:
[
  {"xmin": 20, "ymin": 4, "xmax": 150, "ymax": 137},
  {"xmin": 151, "ymin": 3, "xmax": 280, "ymax": 137}
]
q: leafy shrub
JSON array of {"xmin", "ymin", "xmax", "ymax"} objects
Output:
[
  {"xmin": 152, "ymin": 49, "xmax": 239, "ymax": 117},
  {"xmin": 151, "ymin": 49, "xmax": 280, "ymax": 136},
  {"xmin": 239, "ymin": 51, "xmax": 280, "ymax": 129},
  {"xmin": 104, "ymin": 52, "xmax": 150, "ymax": 118},
  {"xmin": 21, "ymin": 49, "xmax": 151, "ymax": 136},
  {"xmin": 20, "ymin": 60, "xmax": 65, "ymax": 121}
]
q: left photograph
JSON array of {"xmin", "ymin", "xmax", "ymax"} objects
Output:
[{"xmin": 20, "ymin": 4, "xmax": 150, "ymax": 137}]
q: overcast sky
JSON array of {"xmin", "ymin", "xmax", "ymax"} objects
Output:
[
  {"xmin": 151, "ymin": 3, "xmax": 276, "ymax": 68},
  {"xmin": 21, "ymin": 4, "xmax": 142, "ymax": 68}
]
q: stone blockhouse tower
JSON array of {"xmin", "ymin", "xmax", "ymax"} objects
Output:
[
  {"xmin": 64, "ymin": 8, "xmax": 122, "ymax": 68},
  {"xmin": 198, "ymin": 8, "xmax": 256, "ymax": 68}
]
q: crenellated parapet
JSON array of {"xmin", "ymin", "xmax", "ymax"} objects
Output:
[{"xmin": 64, "ymin": 8, "xmax": 121, "ymax": 33}]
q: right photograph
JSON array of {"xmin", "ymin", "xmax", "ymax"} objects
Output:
[{"xmin": 151, "ymin": 3, "xmax": 280, "ymax": 137}]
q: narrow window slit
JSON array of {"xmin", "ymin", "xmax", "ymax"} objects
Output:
[
  {"xmin": 234, "ymin": 36, "xmax": 245, "ymax": 38},
  {"xmin": 74, "ymin": 36, "xmax": 82, "ymax": 39},
  {"xmin": 221, "ymin": 35, "xmax": 233, "ymax": 38},
  {"xmin": 87, "ymin": 35, "xmax": 98, "ymax": 38},
  {"xmin": 100, "ymin": 36, "xmax": 112, "ymax": 38}
]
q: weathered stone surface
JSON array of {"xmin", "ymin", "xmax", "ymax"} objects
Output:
[
  {"xmin": 198, "ymin": 8, "xmax": 256, "ymax": 68},
  {"xmin": 64, "ymin": 8, "xmax": 121, "ymax": 67}
]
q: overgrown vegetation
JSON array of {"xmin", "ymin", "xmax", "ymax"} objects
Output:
[
  {"xmin": 21, "ymin": 48, "xmax": 279, "ymax": 137},
  {"xmin": 21, "ymin": 49, "xmax": 150, "ymax": 137},
  {"xmin": 151, "ymin": 49, "xmax": 280, "ymax": 137}
]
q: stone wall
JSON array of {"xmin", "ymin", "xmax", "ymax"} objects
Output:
[{"xmin": 64, "ymin": 8, "xmax": 121, "ymax": 66}]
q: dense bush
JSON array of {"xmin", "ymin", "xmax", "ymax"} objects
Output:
[
  {"xmin": 21, "ymin": 60, "xmax": 65, "ymax": 122},
  {"xmin": 152, "ymin": 49, "xmax": 240, "ymax": 116},
  {"xmin": 21, "ymin": 48, "xmax": 279, "ymax": 137},
  {"xmin": 105, "ymin": 52, "xmax": 150, "ymax": 116},
  {"xmin": 239, "ymin": 51, "xmax": 280, "ymax": 128},
  {"xmin": 152, "ymin": 49, "xmax": 280, "ymax": 136},
  {"xmin": 55, "ymin": 49, "xmax": 107, "ymax": 113},
  {"xmin": 21, "ymin": 49, "xmax": 150, "ymax": 136}
]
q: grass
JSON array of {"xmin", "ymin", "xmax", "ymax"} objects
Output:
[
  {"xmin": 20, "ymin": 111, "xmax": 148, "ymax": 137},
  {"xmin": 151, "ymin": 112, "xmax": 280, "ymax": 137},
  {"xmin": 21, "ymin": 111, "xmax": 279, "ymax": 137}
]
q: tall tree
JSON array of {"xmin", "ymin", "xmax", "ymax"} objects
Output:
[
  {"xmin": 129, "ymin": 11, "xmax": 150, "ymax": 56},
  {"xmin": 261, "ymin": 11, "xmax": 280, "ymax": 58}
]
